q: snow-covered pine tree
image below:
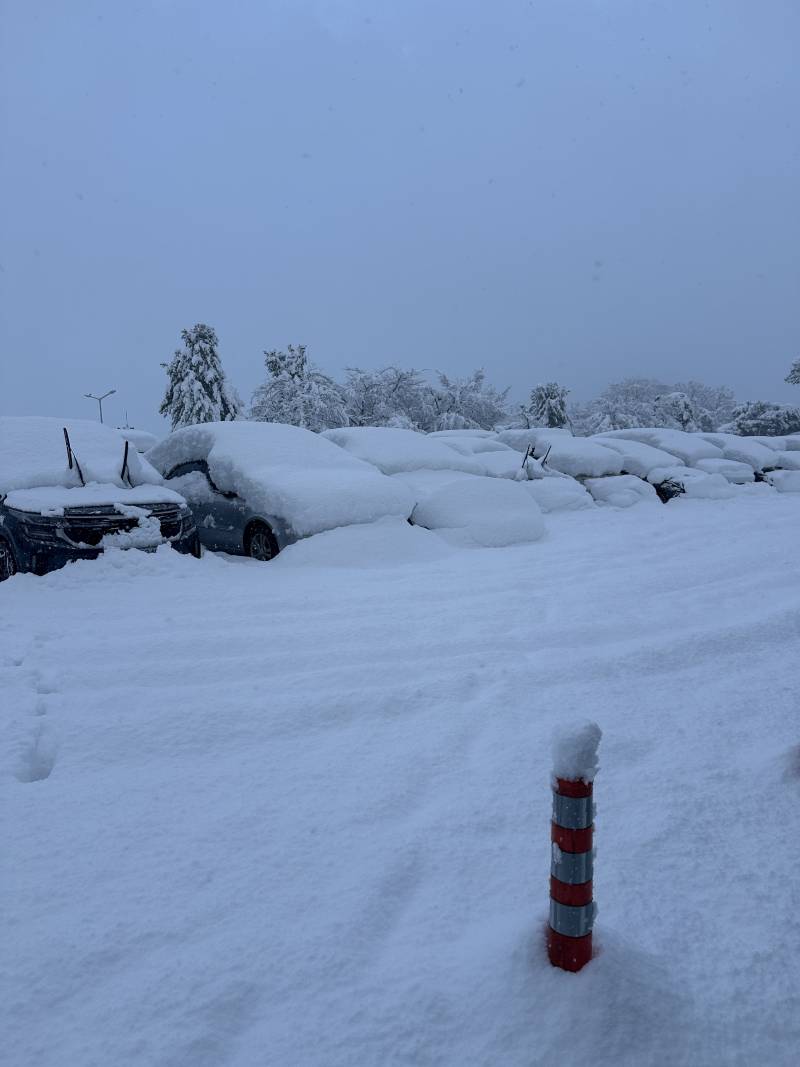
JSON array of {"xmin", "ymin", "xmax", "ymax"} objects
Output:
[
  {"xmin": 721, "ymin": 400, "xmax": 800, "ymax": 436},
  {"xmin": 160, "ymin": 324, "xmax": 241, "ymax": 429},
  {"xmin": 250, "ymin": 344, "xmax": 348, "ymax": 432},
  {"xmin": 529, "ymin": 382, "xmax": 570, "ymax": 428},
  {"xmin": 787, "ymin": 358, "xmax": 800, "ymax": 385}
]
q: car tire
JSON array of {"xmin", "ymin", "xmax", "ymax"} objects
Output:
[
  {"xmin": 0, "ymin": 538, "xmax": 18, "ymax": 582},
  {"xmin": 245, "ymin": 521, "xmax": 279, "ymax": 562}
]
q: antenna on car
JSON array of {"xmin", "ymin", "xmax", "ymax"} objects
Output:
[
  {"xmin": 120, "ymin": 439, "xmax": 133, "ymax": 486},
  {"xmin": 63, "ymin": 427, "xmax": 86, "ymax": 486}
]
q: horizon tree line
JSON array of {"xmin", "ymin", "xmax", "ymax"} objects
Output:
[{"xmin": 159, "ymin": 323, "xmax": 800, "ymax": 438}]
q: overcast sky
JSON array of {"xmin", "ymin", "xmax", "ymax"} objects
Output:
[{"xmin": 2, "ymin": 0, "xmax": 798, "ymax": 432}]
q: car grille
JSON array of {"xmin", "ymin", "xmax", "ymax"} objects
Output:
[{"xmin": 61, "ymin": 503, "xmax": 184, "ymax": 545}]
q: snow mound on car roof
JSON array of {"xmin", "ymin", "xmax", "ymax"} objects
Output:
[
  {"xmin": 592, "ymin": 436, "xmax": 685, "ymax": 478},
  {"xmin": 0, "ymin": 416, "xmax": 163, "ymax": 494},
  {"xmin": 647, "ymin": 465, "xmax": 736, "ymax": 499},
  {"xmin": 147, "ymin": 421, "xmax": 414, "ymax": 538},
  {"xmin": 323, "ymin": 426, "xmax": 486, "ymax": 475},
  {"xmin": 765, "ymin": 470, "xmax": 800, "ymax": 493},
  {"xmin": 699, "ymin": 433, "xmax": 781, "ymax": 470},
  {"xmin": 411, "ymin": 478, "xmax": 545, "ymax": 547},
  {"xmin": 602, "ymin": 428, "xmax": 722, "ymax": 465},
  {"xmin": 694, "ymin": 458, "xmax": 755, "ymax": 484}
]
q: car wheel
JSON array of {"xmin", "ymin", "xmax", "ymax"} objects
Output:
[
  {"xmin": 0, "ymin": 538, "xmax": 17, "ymax": 582},
  {"xmin": 245, "ymin": 522, "xmax": 278, "ymax": 562}
]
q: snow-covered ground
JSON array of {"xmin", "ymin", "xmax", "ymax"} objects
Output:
[{"xmin": 3, "ymin": 491, "xmax": 800, "ymax": 1066}]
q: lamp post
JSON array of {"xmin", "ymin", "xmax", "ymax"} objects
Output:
[{"xmin": 84, "ymin": 389, "xmax": 116, "ymax": 424}]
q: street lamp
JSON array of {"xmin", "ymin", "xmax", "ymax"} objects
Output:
[{"xmin": 84, "ymin": 389, "xmax": 116, "ymax": 424}]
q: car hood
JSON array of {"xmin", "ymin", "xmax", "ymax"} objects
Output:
[{"xmin": 3, "ymin": 483, "xmax": 187, "ymax": 516}]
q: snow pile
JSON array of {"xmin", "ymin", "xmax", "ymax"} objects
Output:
[
  {"xmin": 765, "ymin": 470, "xmax": 800, "ymax": 493},
  {"xmin": 771, "ymin": 451, "xmax": 800, "ymax": 471},
  {"xmin": 323, "ymin": 426, "xmax": 485, "ymax": 475},
  {"xmin": 604, "ymin": 428, "xmax": 722, "ymax": 465},
  {"xmin": 0, "ymin": 416, "xmax": 163, "ymax": 493},
  {"xmin": 694, "ymin": 458, "xmax": 755, "ymax": 484},
  {"xmin": 520, "ymin": 475, "xmax": 594, "ymax": 512},
  {"xmin": 496, "ymin": 427, "xmax": 572, "ymax": 453},
  {"xmin": 647, "ymin": 465, "xmax": 736, "ymax": 499},
  {"xmin": 389, "ymin": 468, "xmax": 482, "ymax": 504},
  {"xmin": 471, "ymin": 449, "xmax": 528, "ymax": 478},
  {"xmin": 272, "ymin": 517, "xmax": 456, "ymax": 569},
  {"xmin": 584, "ymin": 475, "xmax": 659, "ymax": 508},
  {"xmin": 552, "ymin": 721, "xmax": 602, "ymax": 783},
  {"xmin": 783, "ymin": 434, "xmax": 800, "ymax": 451},
  {"xmin": 592, "ymin": 436, "xmax": 686, "ymax": 478},
  {"xmin": 411, "ymin": 478, "xmax": 545, "ymax": 546},
  {"xmin": 428, "ymin": 428, "xmax": 495, "ymax": 439},
  {"xmin": 101, "ymin": 508, "xmax": 164, "ymax": 550},
  {"xmin": 148, "ymin": 422, "xmax": 414, "ymax": 537}
]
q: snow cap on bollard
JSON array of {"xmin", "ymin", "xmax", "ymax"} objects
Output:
[{"xmin": 548, "ymin": 721, "xmax": 601, "ymax": 972}]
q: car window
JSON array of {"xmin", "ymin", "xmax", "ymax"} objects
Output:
[{"xmin": 167, "ymin": 460, "xmax": 209, "ymax": 479}]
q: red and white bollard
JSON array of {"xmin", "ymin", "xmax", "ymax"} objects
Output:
[{"xmin": 547, "ymin": 723, "xmax": 600, "ymax": 972}]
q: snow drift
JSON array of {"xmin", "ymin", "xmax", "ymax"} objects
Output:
[{"xmin": 411, "ymin": 478, "xmax": 545, "ymax": 546}]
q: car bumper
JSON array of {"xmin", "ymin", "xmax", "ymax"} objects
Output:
[{"xmin": 17, "ymin": 526, "xmax": 201, "ymax": 576}]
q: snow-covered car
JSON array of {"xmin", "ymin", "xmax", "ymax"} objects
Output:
[
  {"xmin": 148, "ymin": 421, "xmax": 414, "ymax": 560},
  {"xmin": 0, "ymin": 417, "xmax": 199, "ymax": 581}
]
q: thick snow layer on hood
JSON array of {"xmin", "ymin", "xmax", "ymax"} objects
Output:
[
  {"xmin": 772, "ymin": 451, "xmax": 800, "ymax": 470},
  {"xmin": 3, "ymin": 484, "xmax": 186, "ymax": 516},
  {"xmin": 439, "ymin": 435, "xmax": 517, "ymax": 456},
  {"xmin": 0, "ymin": 416, "xmax": 163, "ymax": 494},
  {"xmin": 428, "ymin": 428, "xmax": 495, "ymax": 439},
  {"xmin": 765, "ymin": 469, "xmax": 800, "ymax": 492},
  {"xmin": 604, "ymin": 428, "xmax": 723, "ymax": 465},
  {"xmin": 389, "ymin": 468, "xmax": 483, "ymax": 504},
  {"xmin": 519, "ymin": 476, "xmax": 594, "ymax": 512},
  {"xmin": 471, "ymin": 449, "xmax": 529, "ymax": 478},
  {"xmin": 411, "ymin": 478, "xmax": 545, "ymax": 546},
  {"xmin": 584, "ymin": 475, "xmax": 659, "ymax": 508},
  {"xmin": 699, "ymin": 433, "xmax": 780, "ymax": 471},
  {"xmin": 323, "ymin": 426, "xmax": 486, "ymax": 475},
  {"xmin": 552, "ymin": 721, "xmax": 602, "ymax": 782},
  {"xmin": 147, "ymin": 421, "xmax": 413, "ymax": 537},
  {"xmin": 694, "ymin": 458, "xmax": 755, "ymax": 484},
  {"xmin": 592, "ymin": 436, "xmax": 685, "ymax": 478},
  {"xmin": 533, "ymin": 434, "xmax": 624, "ymax": 479},
  {"xmin": 783, "ymin": 434, "xmax": 800, "ymax": 451}
]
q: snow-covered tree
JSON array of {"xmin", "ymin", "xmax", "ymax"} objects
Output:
[
  {"xmin": 672, "ymin": 380, "xmax": 736, "ymax": 430},
  {"xmin": 526, "ymin": 382, "xmax": 570, "ymax": 428},
  {"xmin": 250, "ymin": 344, "xmax": 348, "ymax": 432},
  {"xmin": 786, "ymin": 359, "xmax": 800, "ymax": 386},
  {"xmin": 721, "ymin": 401, "xmax": 800, "ymax": 437},
  {"xmin": 431, "ymin": 369, "xmax": 509, "ymax": 430},
  {"xmin": 654, "ymin": 391, "xmax": 699, "ymax": 431},
  {"xmin": 344, "ymin": 366, "xmax": 435, "ymax": 430},
  {"xmin": 160, "ymin": 324, "xmax": 241, "ymax": 429}
]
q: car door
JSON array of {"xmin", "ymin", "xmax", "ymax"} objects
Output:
[{"xmin": 165, "ymin": 461, "xmax": 247, "ymax": 554}]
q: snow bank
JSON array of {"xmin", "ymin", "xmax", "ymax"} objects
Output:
[
  {"xmin": 765, "ymin": 470, "xmax": 800, "ymax": 493},
  {"xmin": 0, "ymin": 416, "xmax": 163, "ymax": 493},
  {"xmin": 783, "ymin": 434, "xmax": 800, "ymax": 451},
  {"xmin": 471, "ymin": 449, "xmax": 529, "ymax": 478},
  {"xmin": 605, "ymin": 428, "xmax": 722, "ymax": 465},
  {"xmin": 552, "ymin": 721, "xmax": 602, "ymax": 782},
  {"xmin": 592, "ymin": 436, "xmax": 685, "ymax": 478},
  {"xmin": 323, "ymin": 426, "xmax": 485, "ymax": 475},
  {"xmin": 694, "ymin": 458, "xmax": 755, "ymax": 484},
  {"xmin": 584, "ymin": 475, "xmax": 659, "ymax": 508},
  {"xmin": 772, "ymin": 451, "xmax": 800, "ymax": 470},
  {"xmin": 535, "ymin": 436, "xmax": 623, "ymax": 478},
  {"xmin": 439, "ymin": 436, "xmax": 517, "ymax": 456},
  {"xmin": 428, "ymin": 428, "xmax": 495, "ymax": 439},
  {"xmin": 390, "ymin": 468, "xmax": 482, "ymax": 503},
  {"xmin": 411, "ymin": 478, "xmax": 545, "ymax": 547},
  {"xmin": 647, "ymin": 465, "xmax": 736, "ymax": 499},
  {"xmin": 271, "ymin": 517, "xmax": 456, "ymax": 569},
  {"xmin": 496, "ymin": 427, "xmax": 571, "ymax": 453},
  {"xmin": 148, "ymin": 422, "xmax": 414, "ymax": 537},
  {"xmin": 520, "ymin": 476, "xmax": 594, "ymax": 512}
]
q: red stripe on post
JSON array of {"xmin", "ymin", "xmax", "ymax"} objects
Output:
[
  {"xmin": 551, "ymin": 822, "xmax": 593, "ymax": 854},
  {"xmin": 546, "ymin": 928, "xmax": 592, "ymax": 973},
  {"xmin": 550, "ymin": 876, "xmax": 593, "ymax": 907},
  {"xmin": 554, "ymin": 777, "xmax": 593, "ymax": 798}
]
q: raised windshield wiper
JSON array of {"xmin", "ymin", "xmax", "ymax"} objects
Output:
[
  {"xmin": 120, "ymin": 439, "xmax": 134, "ymax": 487},
  {"xmin": 63, "ymin": 427, "xmax": 86, "ymax": 486}
]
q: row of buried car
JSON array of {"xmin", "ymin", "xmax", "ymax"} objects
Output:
[{"xmin": 2, "ymin": 417, "xmax": 799, "ymax": 580}]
